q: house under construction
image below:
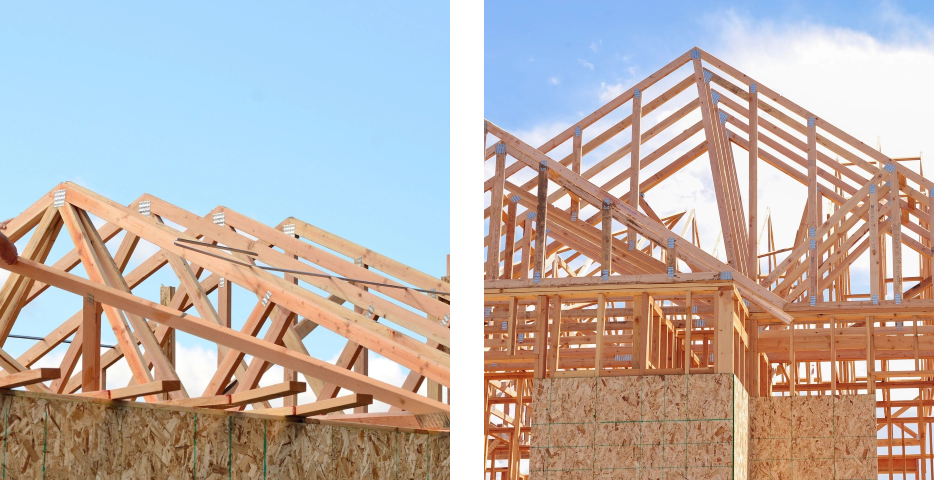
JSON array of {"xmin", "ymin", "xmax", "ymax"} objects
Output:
[
  {"xmin": 0, "ymin": 182, "xmax": 450, "ymax": 478},
  {"xmin": 483, "ymin": 47, "xmax": 932, "ymax": 479}
]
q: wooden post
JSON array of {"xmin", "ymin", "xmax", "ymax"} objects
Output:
[
  {"xmin": 807, "ymin": 116, "xmax": 819, "ymax": 305},
  {"xmin": 518, "ymin": 218, "xmax": 532, "ymax": 280},
  {"xmin": 508, "ymin": 379, "xmax": 524, "ymax": 479},
  {"xmin": 487, "ymin": 143, "xmax": 506, "ymax": 280},
  {"xmin": 81, "ymin": 293, "xmax": 102, "ymax": 392},
  {"xmin": 159, "ymin": 286, "xmax": 176, "ymax": 366},
  {"xmin": 601, "ymin": 199, "xmax": 612, "ymax": 279},
  {"xmin": 684, "ymin": 291, "xmax": 692, "ymax": 374},
  {"xmin": 548, "ymin": 295, "xmax": 562, "ymax": 376},
  {"xmin": 830, "ymin": 316, "xmax": 837, "ymax": 394},
  {"xmin": 628, "ymin": 89, "xmax": 643, "ymax": 253},
  {"xmin": 506, "ymin": 296, "xmax": 518, "ymax": 356},
  {"xmin": 789, "ymin": 323, "xmax": 796, "ymax": 396},
  {"xmin": 748, "ymin": 84, "xmax": 759, "ymax": 278},
  {"xmin": 158, "ymin": 285, "xmax": 176, "ymax": 401},
  {"xmin": 502, "ymin": 198, "xmax": 518, "ymax": 279},
  {"xmin": 283, "ymin": 244, "xmax": 301, "ymax": 408},
  {"xmin": 747, "ymin": 314, "xmax": 759, "ymax": 396},
  {"xmin": 866, "ymin": 315, "xmax": 876, "ymax": 394},
  {"xmin": 870, "ymin": 182, "xmax": 882, "ymax": 303},
  {"xmin": 632, "ymin": 292, "xmax": 651, "ymax": 372},
  {"xmin": 571, "ymin": 126, "xmax": 582, "ymax": 221},
  {"xmin": 533, "ymin": 295, "xmax": 549, "ymax": 378},
  {"xmin": 217, "ymin": 277, "xmax": 232, "ymax": 365},
  {"xmin": 533, "ymin": 160, "xmax": 549, "ymax": 282},
  {"xmin": 890, "ymin": 168, "xmax": 903, "ymax": 303},
  {"xmin": 595, "ymin": 293, "xmax": 606, "ymax": 374},
  {"xmin": 714, "ymin": 286, "xmax": 734, "ymax": 374}
]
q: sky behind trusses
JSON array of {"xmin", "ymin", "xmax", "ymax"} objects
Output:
[{"xmin": 0, "ymin": 3, "xmax": 449, "ymax": 409}]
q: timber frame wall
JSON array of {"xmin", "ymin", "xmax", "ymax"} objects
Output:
[
  {"xmin": 484, "ymin": 47, "xmax": 934, "ymax": 478},
  {"xmin": 0, "ymin": 183, "xmax": 450, "ymax": 468}
]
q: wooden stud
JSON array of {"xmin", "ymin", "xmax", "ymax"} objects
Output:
[
  {"xmin": 502, "ymin": 199, "xmax": 518, "ymax": 279},
  {"xmin": 487, "ymin": 143, "xmax": 506, "ymax": 280},
  {"xmin": 891, "ymin": 168, "xmax": 904, "ymax": 302},
  {"xmin": 81, "ymin": 295, "xmax": 102, "ymax": 392},
  {"xmin": 870, "ymin": 181, "xmax": 883, "ymax": 303},
  {"xmin": 595, "ymin": 293, "xmax": 606, "ymax": 374},
  {"xmin": 714, "ymin": 286, "xmax": 734, "ymax": 374},
  {"xmin": 533, "ymin": 161, "xmax": 549, "ymax": 282},
  {"xmin": 533, "ymin": 295, "xmax": 549, "ymax": 379},
  {"xmin": 807, "ymin": 116, "xmax": 820, "ymax": 304},
  {"xmin": 548, "ymin": 295, "xmax": 562, "ymax": 376},
  {"xmin": 748, "ymin": 84, "xmax": 759, "ymax": 278}
]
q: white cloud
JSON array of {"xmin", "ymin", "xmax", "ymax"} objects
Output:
[
  {"xmin": 548, "ymin": 77, "xmax": 560, "ymax": 85},
  {"xmin": 589, "ymin": 40, "xmax": 602, "ymax": 52},
  {"xmin": 598, "ymin": 82, "xmax": 625, "ymax": 102},
  {"xmin": 578, "ymin": 59, "xmax": 594, "ymax": 70}
]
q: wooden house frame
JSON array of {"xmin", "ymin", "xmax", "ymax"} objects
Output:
[{"xmin": 484, "ymin": 47, "xmax": 933, "ymax": 478}]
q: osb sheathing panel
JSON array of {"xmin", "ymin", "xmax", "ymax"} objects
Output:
[
  {"xmin": 0, "ymin": 390, "xmax": 448, "ymax": 479},
  {"xmin": 530, "ymin": 373, "xmax": 743, "ymax": 479},
  {"xmin": 748, "ymin": 394, "xmax": 877, "ymax": 480},
  {"xmin": 194, "ymin": 413, "xmax": 230, "ymax": 479}
]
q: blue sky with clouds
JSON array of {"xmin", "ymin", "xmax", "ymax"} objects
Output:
[{"xmin": 0, "ymin": 3, "xmax": 448, "ymax": 403}]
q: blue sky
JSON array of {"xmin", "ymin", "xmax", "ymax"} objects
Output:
[{"xmin": 0, "ymin": 3, "xmax": 449, "ymax": 402}]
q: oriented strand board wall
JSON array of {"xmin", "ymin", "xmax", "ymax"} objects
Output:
[
  {"xmin": 748, "ymin": 394, "xmax": 877, "ymax": 479},
  {"xmin": 530, "ymin": 373, "xmax": 746, "ymax": 479},
  {"xmin": 0, "ymin": 390, "xmax": 449, "ymax": 479}
]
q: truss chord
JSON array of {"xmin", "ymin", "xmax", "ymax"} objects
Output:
[{"xmin": 174, "ymin": 241, "xmax": 451, "ymax": 297}]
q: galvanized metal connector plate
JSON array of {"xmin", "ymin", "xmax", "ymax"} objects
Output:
[{"xmin": 53, "ymin": 189, "xmax": 66, "ymax": 208}]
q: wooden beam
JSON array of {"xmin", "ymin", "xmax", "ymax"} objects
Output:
[
  {"xmin": 629, "ymin": 90, "xmax": 643, "ymax": 215},
  {"xmin": 1, "ymin": 257, "xmax": 449, "ymax": 413},
  {"xmin": 487, "ymin": 143, "xmax": 506, "ymax": 280},
  {"xmin": 714, "ymin": 286, "xmax": 734, "ymax": 374},
  {"xmin": 548, "ymin": 295, "xmax": 561, "ymax": 376},
  {"xmin": 0, "ymin": 368, "xmax": 59, "ymax": 389},
  {"xmin": 533, "ymin": 161, "xmax": 549, "ymax": 282},
  {"xmin": 502, "ymin": 199, "xmax": 518, "ymax": 279},
  {"xmin": 748, "ymin": 84, "xmax": 759, "ymax": 278},
  {"xmin": 891, "ymin": 167, "xmax": 904, "ymax": 302},
  {"xmin": 570, "ymin": 127, "xmax": 582, "ymax": 221},
  {"xmin": 217, "ymin": 277, "xmax": 232, "ymax": 366},
  {"xmin": 595, "ymin": 293, "xmax": 606, "ymax": 373},
  {"xmin": 77, "ymin": 380, "xmax": 181, "ymax": 401},
  {"xmin": 81, "ymin": 295, "xmax": 102, "ymax": 392},
  {"xmin": 251, "ymin": 393, "xmax": 373, "ymax": 417},
  {"xmin": 807, "ymin": 116, "xmax": 819, "ymax": 304},
  {"xmin": 632, "ymin": 292, "xmax": 651, "ymax": 371},
  {"xmin": 870, "ymin": 182, "xmax": 882, "ymax": 303},
  {"xmin": 160, "ymin": 381, "xmax": 306, "ymax": 409}
]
